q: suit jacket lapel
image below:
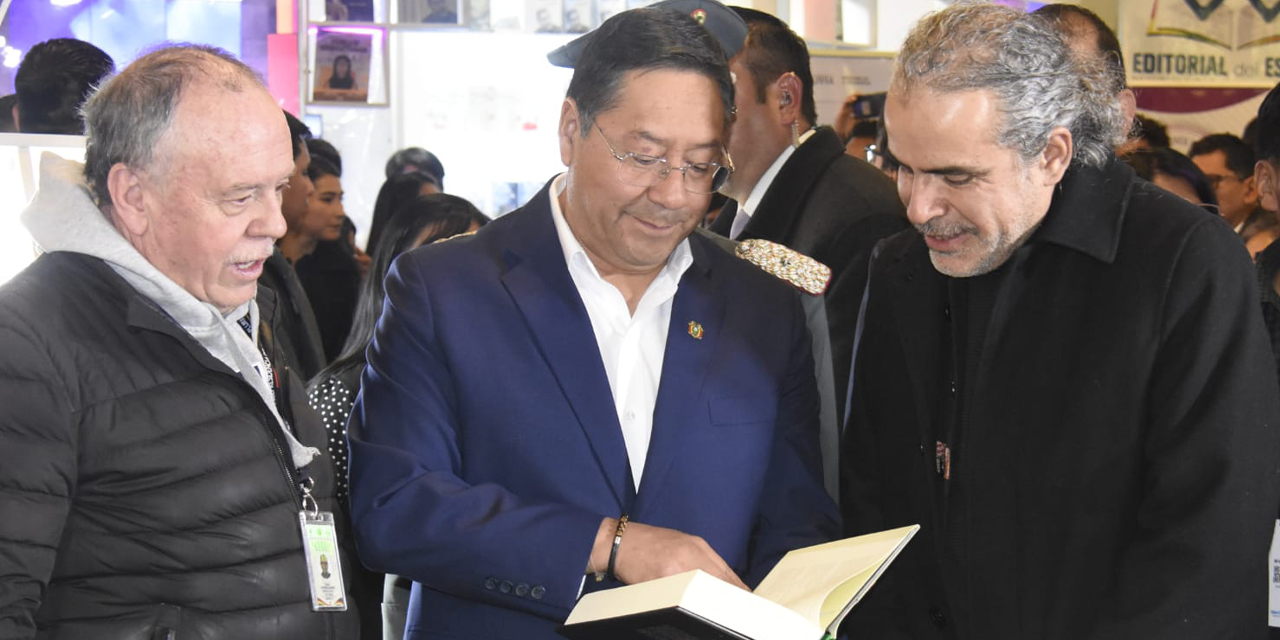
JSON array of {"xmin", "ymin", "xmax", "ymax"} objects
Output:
[
  {"xmin": 635, "ymin": 236, "xmax": 726, "ymax": 505},
  {"xmin": 741, "ymin": 127, "xmax": 844, "ymax": 243},
  {"xmin": 499, "ymin": 184, "xmax": 634, "ymax": 509}
]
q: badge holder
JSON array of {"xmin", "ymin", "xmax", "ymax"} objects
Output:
[{"xmin": 298, "ymin": 477, "xmax": 349, "ymax": 611}]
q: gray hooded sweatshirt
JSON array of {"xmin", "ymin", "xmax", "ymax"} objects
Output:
[{"xmin": 21, "ymin": 153, "xmax": 319, "ymax": 470}]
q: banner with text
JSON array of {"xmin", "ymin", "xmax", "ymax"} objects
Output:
[{"xmin": 1121, "ymin": 0, "xmax": 1280, "ymax": 86}]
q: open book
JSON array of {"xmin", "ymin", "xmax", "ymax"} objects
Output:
[
  {"xmin": 1148, "ymin": 0, "xmax": 1280, "ymax": 50},
  {"xmin": 559, "ymin": 525, "xmax": 919, "ymax": 640}
]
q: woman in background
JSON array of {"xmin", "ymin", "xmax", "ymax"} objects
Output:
[{"xmin": 328, "ymin": 54, "xmax": 355, "ymax": 89}]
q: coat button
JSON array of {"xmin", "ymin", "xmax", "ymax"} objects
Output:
[
  {"xmin": 929, "ymin": 606, "xmax": 946, "ymax": 627},
  {"xmin": 944, "ymin": 305, "xmax": 951, "ymax": 320},
  {"xmin": 484, "ymin": 577, "xmax": 498, "ymax": 590},
  {"xmin": 515, "ymin": 583, "xmax": 530, "ymax": 597},
  {"xmin": 500, "ymin": 580, "xmax": 513, "ymax": 594},
  {"xmin": 530, "ymin": 585, "xmax": 546, "ymax": 600}
]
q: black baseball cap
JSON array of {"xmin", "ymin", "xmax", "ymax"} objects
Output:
[{"xmin": 546, "ymin": 0, "xmax": 748, "ymax": 68}]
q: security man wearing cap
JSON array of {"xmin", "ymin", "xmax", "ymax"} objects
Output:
[
  {"xmin": 346, "ymin": 6, "xmax": 839, "ymax": 640},
  {"xmin": 710, "ymin": 9, "xmax": 907, "ymax": 417}
]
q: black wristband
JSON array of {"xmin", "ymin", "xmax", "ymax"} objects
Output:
[{"xmin": 606, "ymin": 514, "xmax": 629, "ymax": 581}]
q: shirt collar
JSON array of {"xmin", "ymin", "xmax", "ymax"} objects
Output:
[
  {"xmin": 1025, "ymin": 156, "xmax": 1132, "ymax": 264},
  {"xmin": 549, "ymin": 172, "xmax": 694, "ymax": 285},
  {"xmin": 739, "ymin": 127, "xmax": 817, "ymax": 219}
]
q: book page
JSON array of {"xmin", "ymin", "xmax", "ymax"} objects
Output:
[
  {"xmin": 752, "ymin": 526, "xmax": 919, "ymax": 629},
  {"xmin": 1148, "ymin": 0, "xmax": 1233, "ymax": 49},
  {"xmin": 1237, "ymin": 7, "xmax": 1280, "ymax": 50},
  {"xmin": 565, "ymin": 569, "xmax": 823, "ymax": 640}
]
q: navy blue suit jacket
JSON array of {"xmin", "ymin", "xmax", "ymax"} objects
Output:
[{"xmin": 348, "ymin": 181, "xmax": 839, "ymax": 640}]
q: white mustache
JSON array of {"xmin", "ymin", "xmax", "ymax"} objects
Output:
[{"xmin": 916, "ymin": 218, "xmax": 977, "ymax": 238}]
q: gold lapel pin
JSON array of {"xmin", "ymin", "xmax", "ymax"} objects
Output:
[{"xmin": 687, "ymin": 321, "xmax": 704, "ymax": 340}]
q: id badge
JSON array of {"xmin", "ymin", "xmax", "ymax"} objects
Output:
[
  {"xmin": 299, "ymin": 509, "xmax": 348, "ymax": 611},
  {"xmin": 1270, "ymin": 520, "xmax": 1280, "ymax": 627}
]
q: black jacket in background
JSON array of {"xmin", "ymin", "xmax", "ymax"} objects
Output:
[
  {"xmin": 710, "ymin": 126, "xmax": 908, "ymax": 417},
  {"xmin": 259, "ymin": 249, "xmax": 328, "ymax": 380},
  {"xmin": 0, "ymin": 251, "xmax": 361, "ymax": 639}
]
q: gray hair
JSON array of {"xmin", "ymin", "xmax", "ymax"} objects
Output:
[
  {"xmin": 891, "ymin": 2, "xmax": 1127, "ymax": 169},
  {"xmin": 81, "ymin": 44, "xmax": 264, "ymax": 206}
]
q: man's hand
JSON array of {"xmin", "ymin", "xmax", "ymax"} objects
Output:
[{"xmin": 587, "ymin": 517, "xmax": 748, "ymax": 590}]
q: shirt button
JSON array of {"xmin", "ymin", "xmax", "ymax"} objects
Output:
[
  {"xmin": 516, "ymin": 583, "xmax": 530, "ymax": 597},
  {"xmin": 949, "ymin": 381, "xmax": 957, "ymax": 394},
  {"xmin": 944, "ymin": 305, "xmax": 951, "ymax": 320},
  {"xmin": 500, "ymin": 580, "xmax": 513, "ymax": 594},
  {"xmin": 531, "ymin": 585, "xmax": 546, "ymax": 600},
  {"xmin": 929, "ymin": 606, "xmax": 947, "ymax": 627},
  {"xmin": 625, "ymin": 410, "xmax": 636, "ymax": 421},
  {"xmin": 484, "ymin": 577, "xmax": 497, "ymax": 590}
]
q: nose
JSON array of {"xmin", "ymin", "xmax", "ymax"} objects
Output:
[
  {"xmin": 255, "ymin": 190, "xmax": 289, "ymax": 240},
  {"xmin": 645, "ymin": 166, "xmax": 692, "ymax": 211},
  {"xmin": 899, "ymin": 171, "xmax": 943, "ymax": 227}
]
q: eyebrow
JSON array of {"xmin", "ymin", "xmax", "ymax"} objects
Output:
[
  {"xmin": 633, "ymin": 130, "xmax": 722, "ymax": 153},
  {"xmin": 907, "ymin": 163, "xmax": 990, "ymax": 180}
]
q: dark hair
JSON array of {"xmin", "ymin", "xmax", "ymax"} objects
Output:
[
  {"xmin": 1032, "ymin": 3, "xmax": 1125, "ymax": 95},
  {"xmin": 0, "ymin": 95, "xmax": 16, "ymax": 133},
  {"xmin": 284, "ymin": 110, "xmax": 312, "ymax": 160},
  {"xmin": 307, "ymin": 137, "xmax": 342, "ymax": 174},
  {"xmin": 315, "ymin": 194, "xmax": 488, "ymax": 386},
  {"xmin": 332, "ymin": 55, "xmax": 352, "ymax": 78},
  {"xmin": 366, "ymin": 172, "xmax": 440, "ymax": 256},
  {"xmin": 1243, "ymin": 116, "xmax": 1260, "ymax": 154},
  {"xmin": 385, "ymin": 146, "xmax": 445, "ymax": 185},
  {"xmin": 1133, "ymin": 113, "xmax": 1170, "ymax": 148},
  {"xmin": 849, "ymin": 119, "xmax": 879, "ymax": 142},
  {"xmin": 1189, "ymin": 133, "xmax": 1256, "ymax": 179},
  {"xmin": 307, "ymin": 154, "xmax": 340, "ymax": 182},
  {"xmin": 873, "ymin": 119, "xmax": 900, "ymax": 173},
  {"xmin": 1124, "ymin": 147, "xmax": 1218, "ymax": 207},
  {"xmin": 731, "ymin": 7, "xmax": 817, "ymax": 126},
  {"xmin": 15, "ymin": 38, "xmax": 115, "ymax": 134},
  {"xmin": 82, "ymin": 44, "xmax": 261, "ymax": 206},
  {"xmin": 566, "ymin": 7, "xmax": 734, "ymax": 134},
  {"xmin": 1257, "ymin": 82, "xmax": 1280, "ymax": 163}
]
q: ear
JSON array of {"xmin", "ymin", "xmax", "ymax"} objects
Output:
[
  {"xmin": 559, "ymin": 98, "xmax": 582, "ymax": 167},
  {"xmin": 1243, "ymin": 172, "xmax": 1260, "ymax": 207},
  {"xmin": 1117, "ymin": 89, "xmax": 1137, "ymax": 129},
  {"xmin": 1256, "ymin": 160, "xmax": 1279, "ymax": 214},
  {"xmin": 775, "ymin": 72, "xmax": 803, "ymax": 125},
  {"xmin": 106, "ymin": 163, "xmax": 151, "ymax": 237},
  {"xmin": 1038, "ymin": 126, "xmax": 1073, "ymax": 185}
]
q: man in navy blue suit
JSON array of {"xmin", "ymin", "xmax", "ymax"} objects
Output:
[{"xmin": 346, "ymin": 5, "xmax": 839, "ymax": 640}]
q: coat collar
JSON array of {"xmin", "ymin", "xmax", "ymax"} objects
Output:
[
  {"xmin": 1029, "ymin": 156, "xmax": 1134, "ymax": 265},
  {"xmin": 736, "ymin": 126, "xmax": 846, "ymax": 243}
]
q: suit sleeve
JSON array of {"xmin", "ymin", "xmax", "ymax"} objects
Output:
[
  {"xmin": 0, "ymin": 316, "xmax": 75, "ymax": 640},
  {"xmin": 743, "ymin": 292, "xmax": 842, "ymax": 586},
  {"xmin": 1090, "ymin": 218, "xmax": 1280, "ymax": 639},
  {"xmin": 347, "ymin": 255, "xmax": 604, "ymax": 621}
]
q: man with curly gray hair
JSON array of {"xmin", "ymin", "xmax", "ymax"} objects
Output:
[{"xmin": 841, "ymin": 4, "xmax": 1280, "ymax": 639}]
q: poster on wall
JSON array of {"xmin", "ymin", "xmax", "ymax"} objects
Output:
[
  {"xmin": 808, "ymin": 51, "xmax": 895, "ymax": 128},
  {"xmin": 1121, "ymin": 0, "xmax": 1280, "ymax": 86},
  {"xmin": 312, "ymin": 29, "xmax": 373, "ymax": 102}
]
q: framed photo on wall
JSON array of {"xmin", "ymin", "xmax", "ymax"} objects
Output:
[
  {"xmin": 396, "ymin": 0, "xmax": 466, "ymax": 24},
  {"xmin": 309, "ymin": 26, "xmax": 389, "ymax": 105}
]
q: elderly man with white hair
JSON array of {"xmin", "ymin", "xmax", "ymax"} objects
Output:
[{"xmin": 0, "ymin": 45, "xmax": 361, "ymax": 639}]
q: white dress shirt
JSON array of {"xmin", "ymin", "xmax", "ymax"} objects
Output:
[
  {"xmin": 730, "ymin": 127, "xmax": 817, "ymax": 239},
  {"xmin": 550, "ymin": 174, "xmax": 693, "ymax": 491}
]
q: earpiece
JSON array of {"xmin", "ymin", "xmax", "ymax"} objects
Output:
[{"xmin": 780, "ymin": 92, "xmax": 792, "ymax": 106}]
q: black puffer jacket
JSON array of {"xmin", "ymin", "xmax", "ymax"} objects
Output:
[{"xmin": 0, "ymin": 251, "xmax": 361, "ymax": 640}]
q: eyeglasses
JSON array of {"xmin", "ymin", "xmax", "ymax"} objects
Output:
[
  {"xmin": 865, "ymin": 143, "xmax": 883, "ymax": 165},
  {"xmin": 1204, "ymin": 173, "xmax": 1243, "ymax": 189},
  {"xmin": 595, "ymin": 124, "xmax": 732, "ymax": 195}
]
